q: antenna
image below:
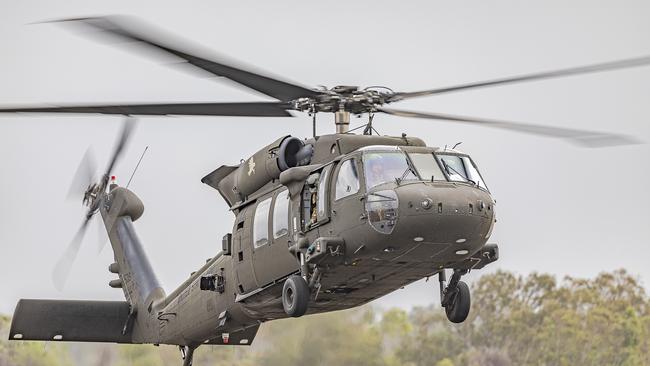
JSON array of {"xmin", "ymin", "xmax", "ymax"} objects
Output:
[{"xmin": 126, "ymin": 146, "xmax": 149, "ymax": 189}]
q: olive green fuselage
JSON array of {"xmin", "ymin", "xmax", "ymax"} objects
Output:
[{"xmin": 150, "ymin": 133, "xmax": 496, "ymax": 346}]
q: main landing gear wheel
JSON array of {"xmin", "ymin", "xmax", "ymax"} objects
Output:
[
  {"xmin": 444, "ymin": 281, "xmax": 471, "ymax": 323},
  {"xmin": 439, "ymin": 269, "xmax": 471, "ymax": 323},
  {"xmin": 282, "ymin": 275, "xmax": 310, "ymax": 317}
]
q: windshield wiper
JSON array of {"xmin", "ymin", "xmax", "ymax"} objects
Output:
[
  {"xmin": 441, "ymin": 159, "xmax": 476, "ymax": 185},
  {"xmin": 396, "ymin": 165, "xmax": 417, "ymax": 185},
  {"xmin": 366, "ymin": 191, "xmax": 397, "ymax": 202},
  {"xmin": 396, "ymin": 156, "xmax": 419, "ymax": 185}
]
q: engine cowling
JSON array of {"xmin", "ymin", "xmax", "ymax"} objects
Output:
[{"xmin": 224, "ymin": 136, "xmax": 313, "ymax": 201}]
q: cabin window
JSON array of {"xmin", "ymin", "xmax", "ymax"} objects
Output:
[
  {"xmin": 273, "ymin": 189, "xmax": 290, "ymax": 239},
  {"xmin": 253, "ymin": 197, "xmax": 272, "ymax": 248},
  {"xmin": 335, "ymin": 159, "xmax": 360, "ymax": 200}
]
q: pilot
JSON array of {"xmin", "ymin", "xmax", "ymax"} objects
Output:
[{"xmin": 366, "ymin": 156, "xmax": 389, "ymax": 189}]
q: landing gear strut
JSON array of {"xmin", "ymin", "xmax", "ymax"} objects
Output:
[
  {"xmin": 179, "ymin": 345, "xmax": 195, "ymax": 366},
  {"xmin": 439, "ymin": 269, "xmax": 471, "ymax": 323}
]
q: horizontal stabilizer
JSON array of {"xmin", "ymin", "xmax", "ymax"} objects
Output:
[{"xmin": 9, "ymin": 299, "xmax": 133, "ymax": 343}]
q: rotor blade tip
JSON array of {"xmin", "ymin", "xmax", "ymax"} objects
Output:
[{"xmin": 571, "ymin": 135, "xmax": 644, "ymax": 148}]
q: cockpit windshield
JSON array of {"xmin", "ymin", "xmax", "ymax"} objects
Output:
[
  {"xmin": 360, "ymin": 147, "xmax": 488, "ymax": 191},
  {"xmin": 435, "ymin": 153, "xmax": 488, "ymax": 190},
  {"xmin": 363, "ymin": 150, "xmax": 418, "ymax": 190}
]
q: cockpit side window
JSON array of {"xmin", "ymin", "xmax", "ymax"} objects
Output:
[
  {"xmin": 253, "ymin": 197, "xmax": 272, "ymax": 248},
  {"xmin": 335, "ymin": 159, "xmax": 360, "ymax": 200},
  {"xmin": 462, "ymin": 156, "xmax": 488, "ymax": 190},
  {"xmin": 436, "ymin": 154, "xmax": 489, "ymax": 190}
]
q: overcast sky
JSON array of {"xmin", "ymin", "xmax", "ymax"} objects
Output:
[{"xmin": 0, "ymin": 0, "xmax": 649, "ymax": 314}]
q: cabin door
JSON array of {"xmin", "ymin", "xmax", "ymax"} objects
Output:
[
  {"xmin": 331, "ymin": 157, "xmax": 366, "ymax": 235},
  {"xmin": 251, "ymin": 189, "xmax": 299, "ymax": 287},
  {"xmin": 234, "ymin": 207, "xmax": 257, "ymax": 294}
]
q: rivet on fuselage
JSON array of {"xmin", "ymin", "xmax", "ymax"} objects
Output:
[
  {"xmin": 456, "ymin": 238, "xmax": 467, "ymax": 243},
  {"xmin": 413, "ymin": 237, "xmax": 424, "ymax": 242},
  {"xmin": 455, "ymin": 249, "xmax": 469, "ymax": 255}
]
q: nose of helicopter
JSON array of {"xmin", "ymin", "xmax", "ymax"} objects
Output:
[{"xmin": 363, "ymin": 182, "xmax": 495, "ymax": 263}]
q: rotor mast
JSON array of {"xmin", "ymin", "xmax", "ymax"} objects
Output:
[{"xmin": 334, "ymin": 111, "xmax": 350, "ymax": 134}]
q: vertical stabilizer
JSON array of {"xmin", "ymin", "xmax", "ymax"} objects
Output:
[{"xmin": 100, "ymin": 186, "xmax": 165, "ymax": 343}]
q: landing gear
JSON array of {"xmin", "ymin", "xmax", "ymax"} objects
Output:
[
  {"xmin": 439, "ymin": 269, "xmax": 471, "ymax": 323},
  {"xmin": 282, "ymin": 275, "xmax": 310, "ymax": 317},
  {"xmin": 179, "ymin": 345, "xmax": 195, "ymax": 366}
]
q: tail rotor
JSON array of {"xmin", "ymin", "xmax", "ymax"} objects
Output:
[{"xmin": 52, "ymin": 117, "xmax": 136, "ymax": 290}]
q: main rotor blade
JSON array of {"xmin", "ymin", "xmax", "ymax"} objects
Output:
[
  {"xmin": 67, "ymin": 147, "xmax": 97, "ymax": 200},
  {"xmin": 52, "ymin": 217, "xmax": 91, "ymax": 291},
  {"xmin": 104, "ymin": 117, "xmax": 135, "ymax": 177},
  {"xmin": 389, "ymin": 55, "xmax": 650, "ymax": 101},
  {"xmin": 378, "ymin": 107, "xmax": 640, "ymax": 147},
  {"xmin": 54, "ymin": 16, "xmax": 320, "ymax": 101},
  {"xmin": 0, "ymin": 101, "xmax": 293, "ymax": 117}
]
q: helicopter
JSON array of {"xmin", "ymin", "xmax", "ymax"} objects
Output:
[{"xmin": 2, "ymin": 16, "xmax": 648, "ymax": 366}]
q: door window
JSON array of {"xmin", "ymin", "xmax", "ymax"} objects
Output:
[
  {"xmin": 335, "ymin": 159, "xmax": 360, "ymax": 200},
  {"xmin": 317, "ymin": 165, "xmax": 332, "ymax": 220},
  {"xmin": 301, "ymin": 165, "xmax": 332, "ymax": 231},
  {"xmin": 253, "ymin": 198, "xmax": 272, "ymax": 248},
  {"xmin": 273, "ymin": 190, "xmax": 290, "ymax": 239}
]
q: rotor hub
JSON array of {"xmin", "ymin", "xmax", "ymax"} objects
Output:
[{"xmin": 290, "ymin": 87, "xmax": 389, "ymax": 115}]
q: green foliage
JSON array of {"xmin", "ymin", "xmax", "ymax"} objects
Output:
[
  {"xmin": 255, "ymin": 308, "xmax": 385, "ymax": 366},
  {"xmin": 397, "ymin": 269, "xmax": 650, "ymax": 366},
  {"xmin": 1, "ymin": 269, "xmax": 648, "ymax": 366}
]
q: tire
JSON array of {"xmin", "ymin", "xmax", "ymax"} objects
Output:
[
  {"xmin": 282, "ymin": 275, "xmax": 310, "ymax": 317},
  {"xmin": 445, "ymin": 281, "xmax": 471, "ymax": 323}
]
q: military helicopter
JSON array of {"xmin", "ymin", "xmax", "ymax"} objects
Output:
[{"xmin": 2, "ymin": 16, "xmax": 648, "ymax": 366}]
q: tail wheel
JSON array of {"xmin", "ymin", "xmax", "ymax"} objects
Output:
[
  {"xmin": 282, "ymin": 275, "xmax": 310, "ymax": 317},
  {"xmin": 445, "ymin": 281, "xmax": 471, "ymax": 323}
]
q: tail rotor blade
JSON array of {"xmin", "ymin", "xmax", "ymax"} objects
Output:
[
  {"xmin": 104, "ymin": 117, "xmax": 136, "ymax": 177},
  {"xmin": 67, "ymin": 147, "xmax": 97, "ymax": 200},
  {"xmin": 52, "ymin": 217, "xmax": 92, "ymax": 291}
]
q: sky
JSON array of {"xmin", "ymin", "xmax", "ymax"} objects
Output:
[{"xmin": 0, "ymin": 0, "xmax": 649, "ymax": 314}]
